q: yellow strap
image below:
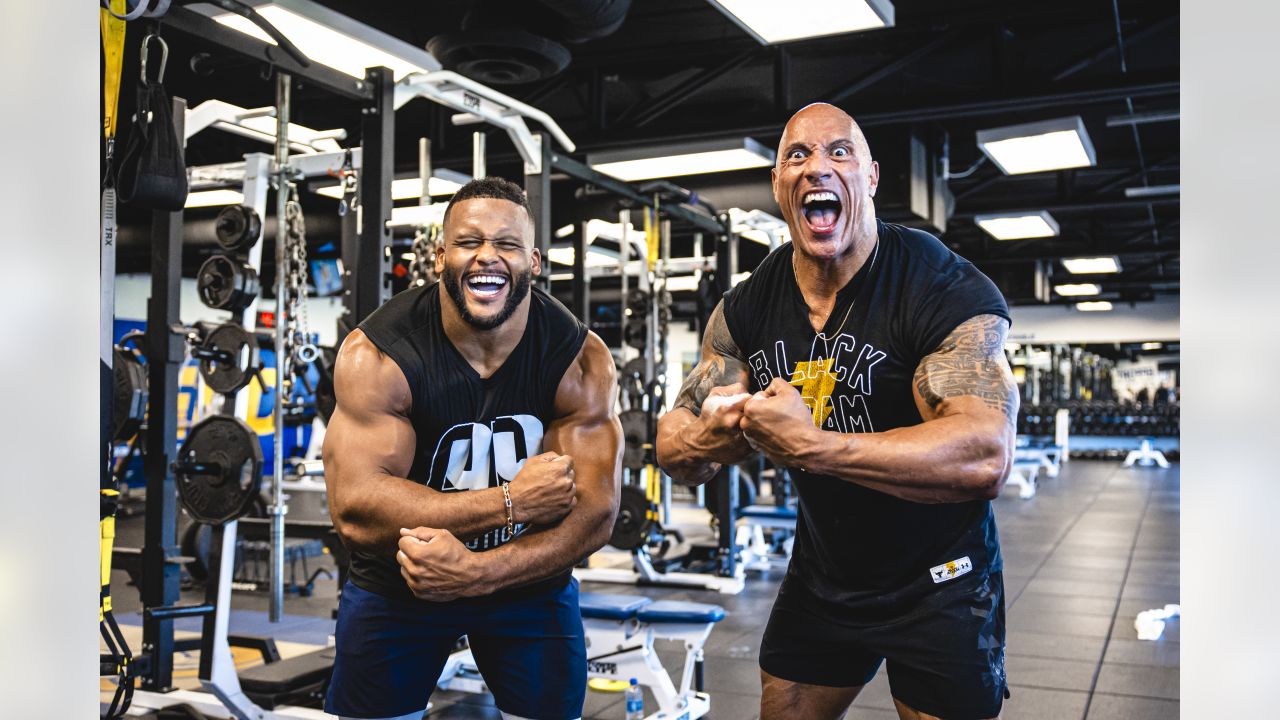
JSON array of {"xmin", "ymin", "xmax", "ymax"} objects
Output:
[
  {"xmin": 101, "ymin": 0, "xmax": 128, "ymax": 140},
  {"xmin": 645, "ymin": 203, "xmax": 660, "ymax": 270}
]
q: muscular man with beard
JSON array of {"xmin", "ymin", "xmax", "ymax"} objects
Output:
[
  {"xmin": 323, "ymin": 177, "xmax": 622, "ymax": 720},
  {"xmin": 657, "ymin": 104, "xmax": 1017, "ymax": 720}
]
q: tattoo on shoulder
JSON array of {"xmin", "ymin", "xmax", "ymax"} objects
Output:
[
  {"xmin": 672, "ymin": 303, "xmax": 748, "ymax": 415},
  {"xmin": 914, "ymin": 314, "xmax": 1018, "ymax": 423}
]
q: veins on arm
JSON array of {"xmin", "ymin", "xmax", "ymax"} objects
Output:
[
  {"xmin": 671, "ymin": 301, "xmax": 750, "ymax": 415},
  {"xmin": 913, "ymin": 314, "xmax": 1018, "ymax": 424}
]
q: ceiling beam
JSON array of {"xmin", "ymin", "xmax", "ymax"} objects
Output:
[
  {"xmin": 626, "ymin": 48, "xmax": 760, "ymax": 128},
  {"xmin": 1051, "ymin": 15, "xmax": 1177, "ymax": 81},
  {"xmin": 825, "ymin": 32, "xmax": 957, "ymax": 104}
]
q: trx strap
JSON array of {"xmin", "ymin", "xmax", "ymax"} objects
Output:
[{"xmin": 101, "ymin": 7, "xmax": 135, "ymax": 719}]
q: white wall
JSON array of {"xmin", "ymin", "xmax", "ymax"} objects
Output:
[
  {"xmin": 1007, "ymin": 297, "xmax": 1179, "ymax": 344},
  {"xmin": 114, "ymin": 273, "xmax": 348, "ymax": 346}
]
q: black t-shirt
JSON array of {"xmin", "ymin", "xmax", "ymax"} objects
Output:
[
  {"xmin": 722, "ymin": 220, "xmax": 1011, "ymax": 620},
  {"xmin": 351, "ymin": 282, "xmax": 588, "ymax": 600}
]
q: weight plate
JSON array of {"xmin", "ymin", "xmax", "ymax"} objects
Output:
[
  {"xmin": 214, "ymin": 204, "xmax": 262, "ymax": 254},
  {"xmin": 197, "ymin": 255, "xmax": 259, "ymax": 312},
  {"xmin": 175, "ymin": 416, "xmax": 264, "ymax": 525},
  {"xmin": 622, "ymin": 357, "xmax": 646, "ymax": 380},
  {"xmin": 626, "ymin": 288, "xmax": 649, "ymax": 317},
  {"xmin": 620, "ymin": 409, "xmax": 648, "ymax": 470},
  {"xmin": 624, "ymin": 321, "xmax": 647, "ymax": 350},
  {"xmin": 608, "ymin": 485, "xmax": 654, "ymax": 551},
  {"xmin": 199, "ymin": 323, "xmax": 259, "ymax": 395},
  {"xmin": 112, "ymin": 347, "xmax": 148, "ymax": 441}
]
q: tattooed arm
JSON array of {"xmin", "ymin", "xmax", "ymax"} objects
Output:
[
  {"xmin": 773, "ymin": 314, "xmax": 1018, "ymax": 503},
  {"xmin": 655, "ymin": 301, "xmax": 754, "ymax": 486}
]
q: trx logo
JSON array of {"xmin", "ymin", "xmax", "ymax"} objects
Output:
[
  {"xmin": 587, "ymin": 660, "xmax": 618, "ymax": 675},
  {"xmin": 929, "ymin": 556, "xmax": 973, "ymax": 584}
]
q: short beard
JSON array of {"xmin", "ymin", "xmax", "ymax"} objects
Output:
[{"xmin": 441, "ymin": 267, "xmax": 532, "ymax": 330}]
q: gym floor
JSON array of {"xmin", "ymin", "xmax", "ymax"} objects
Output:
[{"xmin": 108, "ymin": 458, "xmax": 1179, "ymax": 719}]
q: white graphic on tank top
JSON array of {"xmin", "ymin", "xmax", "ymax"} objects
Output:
[
  {"xmin": 748, "ymin": 332, "xmax": 884, "ymax": 433},
  {"xmin": 428, "ymin": 414, "xmax": 544, "ymax": 550}
]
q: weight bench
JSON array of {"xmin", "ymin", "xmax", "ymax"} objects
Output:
[
  {"xmin": 438, "ymin": 592, "xmax": 725, "ymax": 720},
  {"xmin": 1006, "ymin": 457, "xmax": 1041, "ymax": 499},
  {"xmin": 735, "ymin": 504, "xmax": 797, "ymax": 571},
  {"xmin": 1123, "ymin": 437, "xmax": 1171, "ymax": 468}
]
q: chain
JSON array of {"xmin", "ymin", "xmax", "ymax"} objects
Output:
[
  {"xmin": 283, "ymin": 183, "xmax": 318, "ymax": 383},
  {"xmin": 408, "ymin": 223, "xmax": 440, "ymax": 287}
]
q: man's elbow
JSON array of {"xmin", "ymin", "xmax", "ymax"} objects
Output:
[
  {"xmin": 331, "ymin": 502, "xmax": 379, "ymax": 552},
  {"xmin": 582, "ymin": 500, "xmax": 618, "ymax": 556},
  {"xmin": 965, "ymin": 436, "xmax": 1012, "ymax": 501}
]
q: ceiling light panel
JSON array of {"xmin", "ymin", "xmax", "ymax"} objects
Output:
[
  {"xmin": 1076, "ymin": 301, "xmax": 1113, "ymax": 312},
  {"xmin": 210, "ymin": 0, "xmax": 438, "ymax": 80},
  {"xmin": 706, "ymin": 0, "xmax": 894, "ymax": 44},
  {"xmin": 976, "ymin": 116, "xmax": 1097, "ymax": 175},
  {"xmin": 186, "ymin": 189, "xmax": 245, "ymax": 208},
  {"xmin": 1054, "ymin": 283, "xmax": 1101, "ymax": 296},
  {"xmin": 315, "ymin": 174, "xmax": 467, "ymax": 200},
  {"xmin": 1061, "ymin": 256, "xmax": 1121, "ymax": 274},
  {"xmin": 588, "ymin": 138, "xmax": 775, "ymax": 182},
  {"xmin": 974, "ymin": 211, "xmax": 1060, "ymax": 240}
]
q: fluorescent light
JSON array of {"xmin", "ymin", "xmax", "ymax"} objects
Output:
[
  {"xmin": 706, "ymin": 0, "xmax": 894, "ymax": 44},
  {"xmin": 555, "ymin": 224, "xmax": 575, "ymax": 239},
  {"xmin": 589, "ymin": 137, "xmax": 775, "ymax": 182},
  {"xmin": 1062, "ymin": 256, "xmax": 1121, "ymax": 274},
  {"xmin": 186, "ymin": 189, "xmax": 245, "ymax": 208},
  {"xmin": 316, "ymin": 175, "xmax": 465, "ymax": 200},
  {"xmin": 1076, "ymin": 301, "xmax": 1113, "ymax": 312},
  {"xmin": 1005, "ymin": 342, "xmax": 1022, "ymax": 352},
  {"xmin": 547, "ymin": 246, "xmax": 627, "ymax": 268},
  {"xmin": 974, "ymin": 211, "xmax": 1060, "ymax": 240},
  {"xmin": 1142, "ymin": 342, "xmax": 1163, "ymax": 350},
  {"xmin": 210, "ymin": 0, "xmax": 438, "ymax": 80},
  {"xmin": 1054, "ymin": 283, "xmax": 1101, "ymax": 296},
  {"xmin": 976, "ymin": 116, "xmax": 1097, "ymax": 175},
  {"xmin": 663, "ymin": 275, "xmax": 700, "ymax": 292},
  {"xmin": 387, "ymin": 203, "xmax": 447, "ymax": 228}
]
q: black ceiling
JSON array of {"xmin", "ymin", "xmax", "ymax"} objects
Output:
[{"xmin": 114, "ymin": 0, "xmax": 1179, "ymax": 306}]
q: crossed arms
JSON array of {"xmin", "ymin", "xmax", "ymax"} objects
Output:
[
  {"xmin": 323, "ymin": 329, "xmax": 622, "ymax": 600},
  {"xmin": 655, "ymin": 302, "xmax": 1017, "ymax": 504}
]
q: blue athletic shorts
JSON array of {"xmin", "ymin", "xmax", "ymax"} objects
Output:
[{"xmin": 324, "ymin": 577, "xmax": 586, "ymax": 720}]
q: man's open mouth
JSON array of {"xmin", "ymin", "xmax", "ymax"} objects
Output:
[
  {"xmin": 465, "ymin": 273, "xmax": 509, "ymax": 299},
  {"xmin": 802, "ymin": 190, "xmax": 842, "ymax": 235}
]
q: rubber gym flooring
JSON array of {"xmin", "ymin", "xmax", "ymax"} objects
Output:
[{"xmin": 106, "ymin": 458, "xmax": 1180, "ymax": 719}]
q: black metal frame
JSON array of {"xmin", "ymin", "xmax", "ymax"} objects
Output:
[{"xmin": 130, "ymin": 8, "xmax": 395, "ymax": 690}]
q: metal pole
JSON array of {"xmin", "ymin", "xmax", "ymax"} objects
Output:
[
  {"xmin": 419, "ymin": 137, "xmax": 432, "ymax": 206},
  {"xmin": 618, "ymin": 209, "xmax": 630, "ymax": 366},
  {"xmin": 472, "ymin": 131, "xmax": 486, "ymax": 178},
  {"xmin": 269, "ymin": 71, "xmax": 291, "ymax": 623}
]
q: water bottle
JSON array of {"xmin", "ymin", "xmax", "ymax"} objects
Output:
[{"xmin": 624, "ymin": 677, "xmax": 644, "ymax": 720}]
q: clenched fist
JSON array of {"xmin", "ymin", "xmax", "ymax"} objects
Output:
[
  {"xmin": 741, "ymin": 377, "xmax": 821, "ymax": 468},
  {"xmin": 690, "ymin": 383, "xmax": 756, "ymax": 464},
  {"xmin": 507, "ymin": 452, "xmax": 577, "ymax": 526}
]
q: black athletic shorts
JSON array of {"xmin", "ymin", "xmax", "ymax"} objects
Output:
[{"xmin": 760, "ymin": 570, "xmax": 1008, "ymax": 720}]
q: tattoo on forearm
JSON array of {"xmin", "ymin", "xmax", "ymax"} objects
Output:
[
  {"xmin": 914, "ymin": 314, "xmax": 1018, "ymax": 424},
  {"xmin": 673, "ymin": 302, "xmax": 748, "ymax": 415}
]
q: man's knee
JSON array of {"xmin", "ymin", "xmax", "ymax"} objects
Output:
[{"xmin": 760, "ymin": 669, "xmax": 862, "ymax": 720}]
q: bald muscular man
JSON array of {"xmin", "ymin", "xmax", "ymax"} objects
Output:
[{"xmin": 657, "ymin": 104, "xmax": 1017, "ymax": 720}]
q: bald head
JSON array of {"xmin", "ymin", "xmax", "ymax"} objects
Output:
[{"xmin": 777, "ymin": 103, "xmax": 873, "ymax": 167}]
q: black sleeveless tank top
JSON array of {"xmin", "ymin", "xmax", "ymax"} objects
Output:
[{"xmin": 350, "ymin": 282, "xmax": 588, "ymax": 599}]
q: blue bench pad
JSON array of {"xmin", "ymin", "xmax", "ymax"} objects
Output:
[
  {"xmin": 739, "ymin": 505, "xmax": 797, "ymax": 519},
  {"xmin": 636, "ymin": 600, "xmax": 725, "ymax": 624},
  {"xmin": 578, "ymin": 592, "xmax": 652, "ymax": 620}
]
